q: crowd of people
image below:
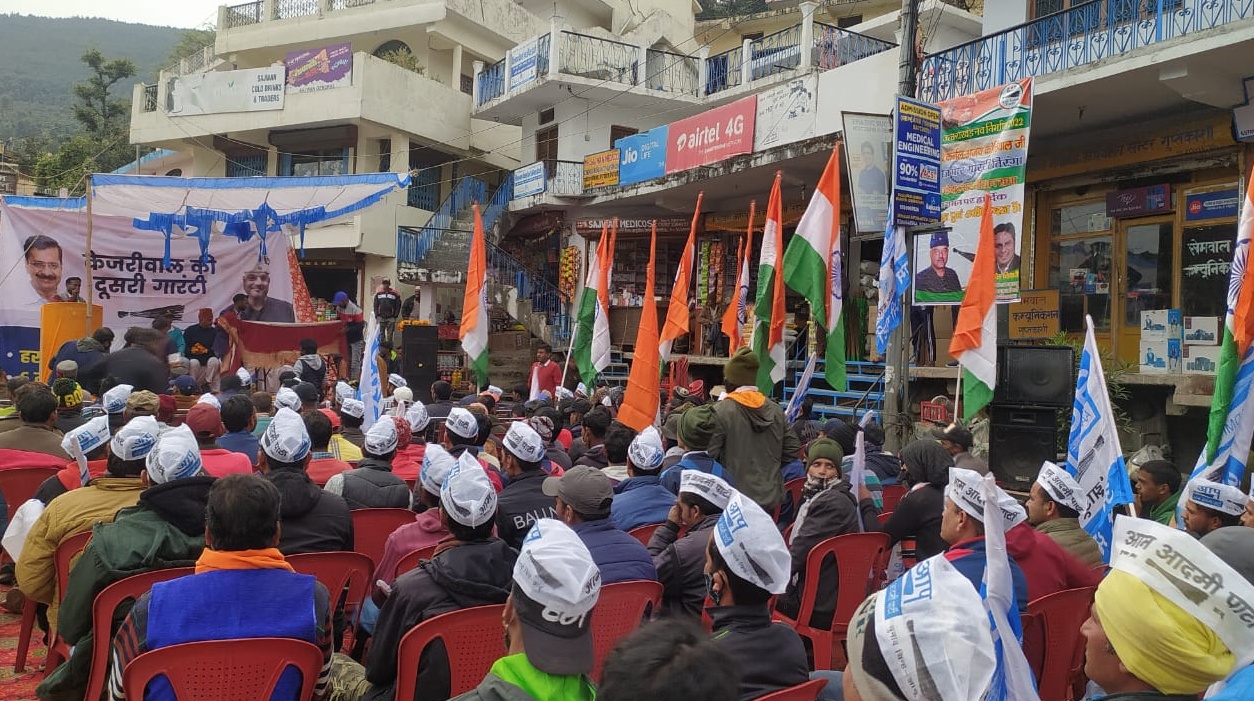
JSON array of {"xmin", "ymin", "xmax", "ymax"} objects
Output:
[{"xmin": 0, "ymin": 332, "xmax": 1251, "ymax": 701}]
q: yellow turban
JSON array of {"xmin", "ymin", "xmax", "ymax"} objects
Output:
[{"xmin": 1094, "ymin": 570, "xmax": 1234, "ymax": 695}]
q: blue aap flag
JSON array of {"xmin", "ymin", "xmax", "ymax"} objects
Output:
[{"xmin": 617, "ymin": 126, "xmax": 668, "ymax": 186}]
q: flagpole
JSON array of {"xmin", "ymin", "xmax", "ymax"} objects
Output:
[
  {"xmin": 560, "ymin": 320, "xmax": 579, "ymax": 389},
  {"xmin": 954, "ymin": 360, "xmax": 962, "ymax": 423}
]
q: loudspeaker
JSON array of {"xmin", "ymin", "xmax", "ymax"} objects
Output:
[
  {"xmin": 402, "ymin": 325, "xmax": 439, "ymax": 403},
  {"xmin": 988, "ymin": 405, "xmax": 1058, "ymax": 491},
  {"xmin": 995, "ymin": 345, "xmax": 1075, "ymax": 407}
]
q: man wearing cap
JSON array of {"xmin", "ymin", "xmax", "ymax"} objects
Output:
[
  {"xmin": 649, "ymin": 471, "xmax": 733, "ymax": 616},
  {"xmin": 257, "ymin": 408, "xmax": 354, "ymax": 555},
  {"xmin": 940, "ymin": 467, "xmax": 1030, "ymax": 614},
  {"xmin": 1134, "ymin": 459, "xmax": 1182, "ymax": 525},
  {"xmin": 324, "ymin": 418, "xmax": 411, "ymax": 509},
  {"xmin": 527, "ymin": 415, "xmax": 570, "ymax": 473},
  {"xmin": 659, "ymin": 412, "xmax": 685, "ymax": 471},
  {"xmin": 216, "ymin": 373, "xmax": 248, "ymax": 402},
  {"xmin": 544, "ymin": 466, "xmax": 655, "ymax": 584},
  {"xmin": 340, "ymin": 398, "xmax": 369, "ymax": 449},
  {"xmin": 495, "ymin": 422, "xmax": 558, "ymax": 549},
  {"xmin": 48, "ymin": 328, "xmax": 114, "ymax": 395},
  {"xmin": 290, "ymin": 382, "xmax": 320, "ymax": 412},
  {"xmin": 107, "ymin": 474, "xmax": 333, "ymax": 701},
  {"xmin": 1026, "ymin": 462, "xmax": 1103, "ymax": 566},
  {"xmin": 0, "ymin": 387, "xmax": 71, "ymax": 459},
  {"xmin": 916, "ymin": 231, "xmax": 963, "ymax": 294},
  {"xmin": 573, "ymin": 406, "xmax": 612, "ymax": 469},
  {"xmin": 709, "ymin": 347, "xmax": 800, "ymax": 509},
  {"xmin": 334, "ymin": 292, "xmax": 366, "ymax": 379},
  {"xmin": 51, "ymin": 376, "xmax": 89, "ymax": 435},
  {"xmin": 661, "ymin": 404, "xmax": 734, "ymax": 495},
  {"xmin": 369, "ymin": 445, "xmax": 457, "ymax": 609},
  {"xmin": 443, "ymin": 408, "xmax": 500, "ymax": 489},
  {"xmin": 451, "ymin": 518, "xmax": 599, "ymax": 701},
  {"xmin": 40, "ymin": 420, "xmax": 213, "ymax": 701},
  {"xmin": 328, "ymin": 400, "xmax": 365, "ymax": 463},
  {"xmin": 216, "ymin": 395, "xmax": 260, "ymax": 466},
  {"xmin": 932, "ymin": 421, "xmax": 988, "ymax": 474},
  {"xmin": 334, "ymin": 454, "xmax": 516, "ymax": 701},
  {"xmin": 1182, "ymin": 478, "xmax": 1246, "ymax": 538},
  {"xmin": 611, "ymin": 426, "xmax": 676, "ymax": 531},
  {"xmin": 1200, "ymin": 527, "xmax": 1254, "ymax": 701},
  {"xmin": 185, "ymin": 402, "xmax": 254, "ymax": 477},
  {"xmin": 705, "ymin": 492, "xmax": 809, "ymax": 701},
  {"xmin": 399, "ymin": 402, "xmax": 430, "ymax": 468}
]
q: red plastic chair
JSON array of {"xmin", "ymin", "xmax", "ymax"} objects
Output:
[
  {"xmin": 0, "ymin": 465, "xmax": 60, "ymax": 522},
  {"xmin": 591, "ymin": 580, "xmax": 664, "ymax": 682},
  {"xmin": 627, "ymin": 523, "xmax": 663, "ymax": 547},
  {"xmin": 756, "ymin": 679, "xmax": 828, "ymax": 701},
  {"xmin": 1023, "ymin": 586, "xmax": 1097, "ymax": 701},
  {"xmin": 784, "ymin": 477, "xmax": 806, "ymax": 515},
  {"xmin": 350, "ymin": 508, "xmax": 416, "ymax": 567},
  {"xmin": 122, "ymin": 637, "xmax": 324, "ymax": 700},
  {"xmin": 82, "ymin": 567, "xmax": 196, "ymax": 701},
  {"xmin": 876, "ymin": 511, "xmax": 893, "ymax": 525},
  {"xmin": 773, "ymin": 532, "xmax": 890, "ymax": 670},
  {"xmin": 394, "ymin": 544, "xmax": 439, "ymax": 577},
  {"xmin": 15, "ymin": 529, "xmax": 91, "ymax": 673},
  {"xmin": 394, "ymin": 604, "xmax": 507, "ymax": 701},
  {"xmin": 287, "ymin": 551, "xmax": 374, "ymax": 653},
  {"xmin": 880, "ymin": 484, "xmax": 907, "ymax": 513}
]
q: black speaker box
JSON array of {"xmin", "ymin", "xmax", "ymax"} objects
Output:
[
  {"xmin": 988, "ymin": 405, "xmax": 1058, "ymax": 491},
  {"xmin": 995, "ymin": 345, "xmax": 1075, "ymax": 407},
  {"xmin": 402, "ymin": 325, "xmax": 439, "ymax": 403}
]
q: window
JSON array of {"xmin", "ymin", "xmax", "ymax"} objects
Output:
[
  {"xmin": 1049, "ymin": 201, "xmax": 1113, "ymax": 332},
  {"xmin": 539, "ymin": 108, "xmax": 555, "ymax": 125},
  {"xmin": 226, "ymin": 154, "xmax": 266, "ymax": 178},
  {"xmin": 378, "ymin": 139, "xmax": 391, "ymax": 172},
  {"xmin": 282, "ymin": 148, "xmax": 348, "ymax": 177},
  {"xmin": 609, "ymin": 125, "xmax": 637, "ymax": 148},
  {"xmin": 373, "ymin": 40, "xmax": 411, "ymax": 58},
  {"xmin": 1032, "ymin": 0, "xmax": 1065, "ymax": 17},
  {"xmin": 460, "ymin": 74, "xmax": 473, "ymax": 95},
  {"xmin": 536, "ymin": 125, "xmax": 558, "ymax": 163}
]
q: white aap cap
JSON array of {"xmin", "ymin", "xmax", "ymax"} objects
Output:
[
  {"xmin": 946, "ymin": 467, "xmax": 1027, "ymax": 530},
  {"xmin": 1186, "ymin": 478, "xmax": 1248, "ymax": 516},
  {"xmin": 1036, "ymin": 461, "xmax": 1084, "ymax": 513},
  {"xmin": 627, "ymin": 425, "xmax": 664, "ymax": 471},
  {"xmin": 440, "ymin": 451, "xmax": 498, "ymax": 527},
  {"xmin": 512, "ymin": 518, "xmax": 602, "ymax": 675},
  {"xmin": 485, "ymin": 385, "xmax": 504, "ymax": 399},
  {"xmin": 405, "ymin": 401, "xmax": 431, "ymax": 432},
  {"xmin": 393, "ymin": 386, "xmax": 413, "ymax": 403},
  {"xmin": 714, "ymin": 491, "xmax": 791, "ymax": 594},
  {"xmin": 503, "ymin": 421, "xmax": 546, "ymax": 463},
  {"xmin": 335, "ymin": 381, "xmax": 355, "ymax": 403},
  {"xmin": 339, "ymin": 398, "xmax": 365, "ymax": 419},
  {"xmin": 235, "ymin": 367, "xmax": 252, "ymax": 385},
  {"xmin": 275, "ymin": 386, "xmax": 301, "ymax": 412},
  {"xmin": 680, "ymin": 470, "xmax": 734, "ymax": 511},
  {"xmin": 444, "ymin": 407, "xmax": 479, "ymax": 440},
  {"xmin": 420, "ymin": 444, "xmax": 456, "ymax": 496},
  {"xmin": 388, "ymin": 373, "xmax": 408, "ymax": 388},
  {"xmin": 364, "ymin": 416, "xmax": 399, "ymax": 455},
  {"xmin": 111, "ymin": 416, "xmax": 161, "ymax": 462},
  {"xmin": 102, "ymin": 384, "xmax": 133, "ymax": 414},
  {"xmin": 145, "ymin": 424, "xmax": 204, "ymax": 484},
  {"xmin": 261, "ymin": 407, "xmax": 312, "ymax": 463},
  {"xmin": 63, "ymin": 416, "xmax": 111, "ymax": 485},
  {"xmin": 195, "ymin": 393, "xmax": 221, "ymax": 410},
  {"xmin": 555, "ymin": 387, "xmax": 574, "ymax": 401},
  {"xmin": 575, "ymin": 382, "xmax": 588, "ymax": 397}
]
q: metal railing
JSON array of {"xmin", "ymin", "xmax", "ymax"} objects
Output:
[
  {"xmin": 481, "ymin": 174, "xmax": 515, "ymax": 238},
  {"xmin": 812, "ymin": 23, "xmax": 897, "ymax": 70},
  {"xmin": 559, "ymin": 31, "xmax": 638, "ymax": 87},
  {"xmin": 486, "ymin": 241, "xmax": 572, "ymax": 347},
  {"xmin": 274, "ymin": 0, "xmax": 321, "ymax": 19},
  {"xmin": 222, "ymin": 1, "xmax": 263, "ymax": 28},
  {"xmin": 705, "ymin": 44, "xmax": 746, "ymax": 95},
  {"xmin": 397, "ymin": 176, "xmax": 486, "ymax": 265},
  {"xmin": 141, "ymin": 84, "xmax": 159, "ymax": 113},
  {"xmin": 919, "ymin": 0, "xmax": 1252, "ymax": 102},
  {"xmin": 475, "ymin": 33, "xmax": 550, "ymax": 107},
  {"xmin": 545, "ymin": 160, "xmax": 584, "ymax": 197},
  {"xmin": 645, "ymin": 49, "xmax": 701, "ymax": 97},
  {"xmin": 749, "ymin": 24, "xmax": 805, "ymax": 81}
]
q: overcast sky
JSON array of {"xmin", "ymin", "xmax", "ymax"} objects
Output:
[{"xmin": 1, "ymin": 0, "xmax": 223, "ymax": 28}]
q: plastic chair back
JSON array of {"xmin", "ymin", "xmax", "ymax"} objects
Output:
[
  {"xmin": 627, "ymin": 523, "xmax": 662, "ymax": 547},
  {"xmin": 395, "ymin": 544, "xmax": 439, "ymax": 577},
  {"xmin": 756, "ymin": 679, "xmax": 828, "ymax": 701},
  {"xmin": 394, "ymin": 604, "xmax": 507, "ymax": 701},
  {"xmin": 1024, "ymin": 586, "xmax": 1097, "ymax": 701},
  {"xmin": 122, "ymin": 637, "xmax": 323, "ymax": 701},
  {"xmin": 54, "ymin": 530, "xmax": 93, "ymax": 595},
  {"xmin": 287, "ymin": 551, "xmax": 374, "ymax": 613},
  {"xmin": 591, "ymin": 580, "xmax": 663, "ymax": 681},
  {"xmin": 876, "ymin": 511, "xmax": 893, "ymax": 525},
  {"xmin": 880, "ymin": 484, "xmax": 907, "ymax": 513},
  {"xmin": 14, "ymin": 528, "xmax": 92, "ymax": 673},
  {"xmin": 784, "ymin": 478, "xmax": 806, "ymax": 516},
  {"xmin": 83, "ymin": 567, "xmax": 196, "ymax": 701},
  {"xmin": 350, "ymin": 508, "xmax": 417, "ymax": 567},
  {"xmin": 0, "ymin": 465, "xmax": 60, "ymax": 521}
]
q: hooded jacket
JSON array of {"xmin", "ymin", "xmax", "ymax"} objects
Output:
[
  {"xmin": 326, "ymin": 457, "xmax": 410, "ymax": 509},
  {"xmin": 449, "ymin": 654, "xmax": 595, "ymax": 701},
  {"xmin": 572, "ymin": 443, "xmax": 608, "ymax": 470},
  {"xmin": 294, "ymin": 353, "xmax": 327, "ymax": 389},
  {"xmin": 37, "ymin": 476, "xmax": 214, "ymax": 701},
  {"xmin": 709, "ymin": 393, "xmax": 800, "ymax": 508},
  {"xmin": 866, "ymin": 440, "xmax": 951, "ymax": 560},
  {"xmin": 611, "ymin": 475, "xmax": 675, "ymax": 531},
  {"xmin": 371, "ymin": 510, "xmax": 449, "ymax": 602},
  {"xmin": 1006, "ymin": 523, "xmax": 1102, "ymax": 601},
  {"xmin": 571, "ymin": 518, "xmax": 657, "ymax": 584},
  {"xmin": 264, "ymin": 467, "xmax": 354, "ymax": 555},
  {"xmin": 364, "ymin": 538, "xmax": 517, "ymax": 701},
  {"xmin": 648, "ymin": 514, "xmax": 719, "ymax": 617},
  {"xmin": 710, "ymin": 604, "xmax": 810, "ymax": 701}
]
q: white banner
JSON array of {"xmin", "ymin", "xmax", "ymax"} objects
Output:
[
  {"xmin": 753, "ymin": 75, "xmax": 817, "ymax": 151},
  {"xmin": 170, "ymin": 66, "xmax": 287, "ymax": 115}
]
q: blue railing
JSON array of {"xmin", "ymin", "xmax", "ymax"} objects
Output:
[
  {"xmin": 481, "ymin": 173, "xmax": 514, "ymax": 235},
  {"xmin": 812, "ymin": 23, "xmax": 897, "ymax": 69},
  {"xmin": 486, "ymin": 241, "xmax": 572, "ymax": 346},
  {"xmin": 397, "ymin": 176, "xmax": 486, "ymax": 265},
  {"xmin": 476, "ymin": 34, "xmax": 552, "ymax": 107},
  {"xmin": 920, "ymin": 0, "xmax": 1253, "ymax": 102},
  {"xmin": 706, "ymin": 23, "xmax": 895, "ymax": 96}
]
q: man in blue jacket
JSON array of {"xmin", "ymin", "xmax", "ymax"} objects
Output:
[
  {"xmin": 941, "ymin": 467, "xmax": 1029, "ymax": 615},
  {"xmin": 611, "ymin": 426, "xmax": 675, "ymax": 531},
  {"xmin": 544, "ymin": 466, "xmax": 656, "ymax": 584}
]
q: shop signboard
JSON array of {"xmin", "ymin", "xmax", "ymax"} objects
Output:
[
  {"xmin": 582, "ymin": 149, "xmax": 620, "ymax": 189},
  {"xmin": 617, "ymin": 126, "xmax": 668, "ymax": 185},
  {"xmin": 513, "ymin": 162, "xmax": 546, "ymax": 199},
  {"xmin": 916, "ymin": 77, "xmax": 1034, "ymax": 306},
  {"xmin": 285, "ymin": 43, "xmax": 352, "ymax": 94},
  {"xmin": 753, "ymin": 76, "xmax": 817, "ymax": 151},
  {"xmin": 1008, "ymin": 289, "xmax": 1060, "ymax": 339},
  {"xmin": 1105, "ymin": 185, "xmax": 1171, "ymax": 218},
  {"xmin": 508, "ymin": 38, "xmax": 540, "ymax": 90},
  {"xmin": 892, "ymin": 95, "xmax": 942, "ymax": 228},
  {"xmin": 1184, "ymin": 187, "xmax": 1240, "ymax": 222},
  {"xmin": 665, "ymin": 96, "xmax": 756, "ymax": 175},
  {"xmin": 841, "ymin": 112, "xmax": 893, "ymax": 233},
  {"xmin": 169, "ymin": 67, "xmax": 287, "ymax": 115},
  {"xmin": 575, "ymin": 216, "xmax": 695, "ymax": 236}
]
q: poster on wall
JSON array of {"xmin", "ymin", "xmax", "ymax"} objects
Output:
[
  {"xmin": 0, "ymin": 200, "xmax": 296, "ymax": 378},
  {"xmin": 665, "ymin": 95, "xmax": 756, "ymax": 175},
  {"xmin": 169, "ymin": 67, "xmax": 287, "ymax": 115},
  {"xmin": 914, "ymin": 77, "xmax": 1033, "ymax": 305},
  {"xmin": 285, "ymin": 43, "xmax": 353, "ymax": 94},
  {"xmin": 753, "ymin": 75, "xmax": 817, "ymax": 151},
  {"xmin": 841, "ymin": 112, "xmax": 893, "ymax": 233}
]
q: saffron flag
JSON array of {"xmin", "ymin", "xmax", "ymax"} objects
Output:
[
  {"xmin": 459, "ymin": 203, "xmax": 489, "ymax": 389},
  {"xmin": 948, "ymin": 193, "xmax": 997, "ymax": 420},
  {"xmin": 660, "ymin": 192, "xmax": 704, "ymax": 362},
  {"xmin": 721, "ymin": 202, "xmax": 754, "ymax": 356},
  {"xmin": 784, "ymin": 144, "xmax": 846, "ymax": 389},
  {"xmin": 619, "ymin": 222, "xmax": 661, "ymax": 432},
  {"xmin": 875, "ymin": 221, "xmax": 910, "ymax": 356},
  {"xmin": 753, "ymin": 172, "xmax": 786, "ymax": 394},
  {"xmin": 1066, "ymin": 315, "xmax": 1134, "ymax": 560},
  {"xmin": 572, "ymin": 223, "xmax": 613, "ymax": 386},
  {"xmin": 359, "ymin": 312, "xmax": 384, "ymax": 431}
]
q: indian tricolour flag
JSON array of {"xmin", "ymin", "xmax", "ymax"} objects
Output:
[
  {"xmin": 459, "ymin": 203, "xmax": 489, "ymax": 388},
  {"xmin": 752, "ymin": 172, "xmax": 786, "ymax": 393},
  {"xmin": 572, "ymin": 223, "xmax": 613, "ymax": 386},
  {"xmin": 783, "ymin": 145, "xmax": 845, "ymax": 389},
  {"xmin": 721, "ymin": 202, "xmax": 754, "ymax": 356},
  {"xmin": 948, "ymin": 193, "xmax": 997, "ymax": 420}
]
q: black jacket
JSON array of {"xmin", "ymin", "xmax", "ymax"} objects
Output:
[
  {"xmin": 573, "ymin": 444, "xmax": 608, "ymax": 470},
  {"xmin": 866, "ymin": 484, "xmax": 947, "ymax": 561},
  {"xmin": 182, "ymin": 324, "xmax": 218, "ymax": 363},
  {"xmin": 494, "ymin": 471, "xmax": 557, "ymax": 550},
  {"xmin": 710, "ymin": 604, "xmax": 810, "ymax": 701},
  {"xmin": 648, "ymin": 514, "xmax": 718, "ymax": 617},
  {"xmin": 81, "ymin": 346, "xmax": 168, "ymax": 395},
  {"xmin": 336, "ymin": 458, "xmax": 410, "ymax": 509},
  {"xmin": 364, "ymin": 538, "xmax": 517, "ymax": 701},
  {"xmin": 264, "ymin": 467, "xmax": 354, "ymax": 555}
]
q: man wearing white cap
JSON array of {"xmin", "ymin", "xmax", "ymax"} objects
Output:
[
  {"xmin": 334, "ymin": 454, "xmax": 516, "ymax": 701},
  {"xmin": 442, "ymin": 406, "xmax": 486, "ymax": 455},
  {"xmin": 339, "ymin": 398, "xmax": 368, "ymax": 450},
  {"xmin": 611, "ymin": 425, "xmax": 675, "ymax": 531},
  {"xmin": 940, "ymin": 467, "xmax": 1030, "ymax": 614},
  {"xmin": 649, "ymin": 470, "xmax": 733, "ymax": 616},
  {"xmin": 705, "ymin": 491, "xmax": 809, "ymax": 701},
  {"xmin": 1181, "ymin": 478, "xmax": 1245, "ymax": 538},
  {"xmin": 324, "ymin": 417, "xmax": 410, "ymax": 509},
  {"xmin": 33, "ymin": 415, "xmax": 115, "ymax": 505},
  {"xmin": 369, "ymin": 445, "xmax": 457, "ymax": 608},
  {"xmin": 451, "ymin": 518, "xmax": 598, "ymax": 701},
  {"xmin": 257, "ymin": 408, "xmax": 353, "ymax": 555},
  {"xmin": 495, "ymin": 421, "xmax": 558, "ymax": 549},
  {"xmin": 543, "ymin": 466, "xmax": 656, "ymax": 584},
  {"xmin": 1026, "ymin": 461, "xmax": 1102, "ymax": 566},
  {"xmin": 398, "ymin": 401, "xmax": 430, "ymax": 468}
]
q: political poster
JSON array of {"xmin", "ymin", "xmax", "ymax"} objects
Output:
[
  {"xmin": 168, "ymin": 66, "xmax": 287, "ymax": 115},
  {"xmin": 914, "ymin": 78, "xmax": 1033, "ymax": 305},
  {"xmin": 0, "ymin": 199, "xmax": 296, "ymax": 379},
  {"xmin": 753, "ymin": 75, "xmax": 817, "ymax": 151},
  {"xmin": 841, "ymin": 112, "xmax": 892, "ymax": 233},
  {"xmin": 285, "ymin": 43, "xmax": 353, "ymax": 94}
]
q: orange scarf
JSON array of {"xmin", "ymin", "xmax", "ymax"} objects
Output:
[
  {"xmin": 195, "ymin": 547, "xmax": 294, "ymax": 574},
  {"xmin": 726, "ymin": 388, "xmax": 766, "ymax": 409}
]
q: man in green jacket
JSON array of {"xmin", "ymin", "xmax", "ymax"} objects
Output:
[
  {"xmin": 1025, "ymin": 462, "xmax": 1103, "ymax": 567},
  {"xmin": 708, "ymin": 347, "xmax": 800, "ymax": 509},
  {"xmin": 1134, "ymin": 459, "xmax": 1182, "ymax": 526},
  {"xmin": 37, "ymin": 420, "xmax": 214, "ymax": 701},
  {"xmin": 452, "ymin": 518, "xmax": 599, "ymax": 701}
]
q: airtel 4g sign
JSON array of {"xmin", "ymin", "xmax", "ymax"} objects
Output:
[{"xmin": 665, "ymin": 95, "xmax": 757, "ymax": 175}]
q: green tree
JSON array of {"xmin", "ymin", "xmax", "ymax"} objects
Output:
[
  {"xmin": 165, "ymin": 28, "xmax": 216, "ymax": 71},
  {"xmin": 72, "ymin": 48, "xmax": 137, "ymax": 137}
]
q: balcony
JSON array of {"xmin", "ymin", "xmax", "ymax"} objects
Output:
[{"xmin": 510, "ymin": 160, "xmax": 585, "ymax": 209}]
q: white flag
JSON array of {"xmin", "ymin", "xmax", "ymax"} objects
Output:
[
  {"xmin": 359, "ymin": 313, "xmax": 384, "ymax": 432},
  {"xmin": 980, "ymin": 473, "xmax": 1040, "ymax": 701}
]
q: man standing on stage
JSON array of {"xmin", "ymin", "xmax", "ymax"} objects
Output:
[{"xmin": 373, "ymin": 278, "xmax": 402, "ymax": 346}]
